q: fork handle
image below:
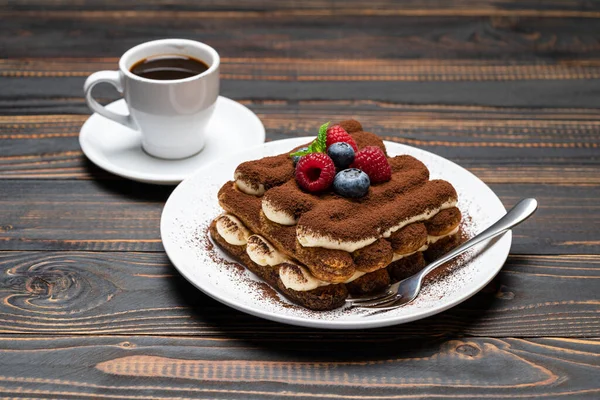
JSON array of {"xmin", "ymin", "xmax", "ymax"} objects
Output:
[{"xmin": 418, "ymin": 198, "xmax": 538, "ymax": 279}]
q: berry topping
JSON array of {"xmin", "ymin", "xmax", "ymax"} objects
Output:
[
  {"xmin": 295, "ymin": 153, "xmax": 336, "ymax": 193},
  {"xmin": 333, "ymin": 168, "xmax": 370, "ymax": 198},
  {"xmin": 292, "ymin": 147, "xmax": 308, "ymax": 166},
  {"xmin": 326, "ymin": 125, "xmax": 358, "ymax": 152},
  {"xmin": 351, "ymin": 146, "xmax": 392, "ymax": 183},
  {"xmin": 327, "ymin": 142, "xmax": 355, "ymax": 170}
]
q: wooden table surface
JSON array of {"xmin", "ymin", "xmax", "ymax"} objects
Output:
[{"xmin": 1, "ymin": 1, "xmax": 599, "ymax": 399}]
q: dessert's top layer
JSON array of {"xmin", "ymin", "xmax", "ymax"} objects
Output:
[{"xmin": 232, "ymin": 122, "xmax": 458, "ymax": 252}]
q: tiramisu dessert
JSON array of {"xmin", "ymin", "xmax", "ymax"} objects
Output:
[{"xmin": 210, "ymin": 120, "xmax": 462, "ymax": 310}]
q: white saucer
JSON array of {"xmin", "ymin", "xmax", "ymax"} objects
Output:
[{"xmin": 79, "ymin": 97, "xmax": 265, "ymax": 185}]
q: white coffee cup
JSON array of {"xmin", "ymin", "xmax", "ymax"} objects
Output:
[{"xmin": 84, "ymin": 39, "xmax": 220, "ymax": 160}]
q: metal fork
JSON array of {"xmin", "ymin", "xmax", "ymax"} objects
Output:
[{"xmin": 347, "ymin": 198, "xmax": 538, "ymax": 311}]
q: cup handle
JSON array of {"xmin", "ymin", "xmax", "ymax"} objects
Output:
[{"xmin": 84, "ymin": 71, "xmax": 138, "ymax": 131}]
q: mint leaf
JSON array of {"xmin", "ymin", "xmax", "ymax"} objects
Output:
[
  {"xmin": 290, "ymin": 148, "xmax": 312, "ymax": 157},
  {"xmin": 314, "ymin": 121, "xmax": 330, "ymax": 153},
  {"xmin": 289, "ymin": 121, "xmax": 330, "ymax": 157}
]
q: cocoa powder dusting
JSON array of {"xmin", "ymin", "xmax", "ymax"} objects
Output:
[
  {"xmin": 351, "ymin": 131, "xmax": 387, "ymax": 153},
  {"xmin": 262, "ymin": 180, "xmax": 317, "ymax": 217},
  {"xmin": 235, "ymin": 153, "xmax": 294, "ymax": 191},
  {"xmin": 248, "ymin": 280, "xmax": 283, "ymax": 304},
  {"xmin": 338, "ymin": 119, "xmax": 363, "ymax": 133},
  {"xmin": 297, "ymin": 179, "xmax": 457, "ymax": 243},
  {"xmin": 204, "ymin": 227, "xmax": 245, "ymax": 273},
  {"xmin": 202, "ymin": 224, "xmax": 214, "ymax": 252}
]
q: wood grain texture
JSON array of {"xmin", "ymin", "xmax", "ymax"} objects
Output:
[
  {"xmin": 0, "ymin": 104, "xmax": 598, "ymax": 179},
  {"xmin": 5, "ymin": 57, "xmax": 600, "ymax": 110},
  {"xmin": 0, "ymin": 180, "xmax": 169, "ymax": 252},
  {"xmin": 5, "ymin": 0, "xmax": 600, "ymax": 15},
  {"xmin": 2, "ymin": 12, "xmax": 600, "ymax": 61},
  {"xmin": 0, "ymin": 335, "xmax": 598, "ymax": 399},
  {"xmin": 0, "ymin": 251, "xmax": 598, "ymax": 337},
  {"xmin": 5, "ymin": 77, "xmax": 600, "ymax": 110},
  {"xmin": 0, "ymin": 180, "xmax": 598, "ymax": 253},
  {"xmin": 6, "ymin": 58, "xmax": 600, "ymax": 81},
  {"xmin": 0, "ymin": 2, "xmax": 599, "ymax": 398}
]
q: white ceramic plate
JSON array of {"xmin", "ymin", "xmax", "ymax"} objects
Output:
[
  {"xmin": 161, "ymin": 138, "xmax": 511, "ymax": 329},
  {"xmin": 80, "ymin": 96, "xmax": 265, "ymax": 185}
]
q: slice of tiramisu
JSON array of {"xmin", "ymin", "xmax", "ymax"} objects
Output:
[{"xmin": 209, "ymin": 120, "xmax": 462, "ymax": 310}]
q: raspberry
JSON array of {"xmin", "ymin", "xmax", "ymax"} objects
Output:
[
  {"xmin": 326, "ymin": 125, "xmax": 358, "ymax": 152},
  {"xmin": 351, "ymin": 146, "xmax": 392, "ymax": 183},
  {"xmin": 295, "ymin": 153, "xmax": 336, "ymax": 193}
]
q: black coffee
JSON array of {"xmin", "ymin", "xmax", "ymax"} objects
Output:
[{"xmin": 130, "ymin": 55, "xmax": 209, "ymax": 80}]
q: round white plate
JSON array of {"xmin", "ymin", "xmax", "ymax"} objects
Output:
[
  {"xmin": 161, "ymin": 138, "xmax": 511, "ymax": 329},
  {"xmin": 79, "ymin": 96, "xmax": 265, "ymax": 185}
]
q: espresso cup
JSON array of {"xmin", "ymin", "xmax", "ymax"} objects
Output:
[{"xmin": 84, "ymin": 39, "xmax": 220, "ymax": 159}]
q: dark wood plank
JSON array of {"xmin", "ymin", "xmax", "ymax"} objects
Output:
[
  {"xmin": 5, "ymin": 59, "xmax": 600, "ymax": 113},
  {"xmin": 0, "ymin": 180, "xmax": 170, "ymax": 252},
  {"xmin": 5, "ymin": 75, "xmax": 600, "ymax": 110},
  {"xmin": 0, "ymin": 334, "xmax": 598, "ymax": 399},
  {"xmin": 1, "ymin": 104, "xmax": 598, "ymax": 180},
  {"xmin": 5, "ymin": 0, "xmax": 600, "ymax": 14},
  {"xmin": 2, "ymin": 13, "xmax": 600, "ymax": 60},
  {"xmin": 8, "ymin": 58, "xmax": 600, "ymax": 81},
  {"xmin": 0, "ymin": 251, "xmax": 598, "ymax": 337},
  {"xmin": 5, "ymin": 58, "xmax": 600, "ymax": 112}
]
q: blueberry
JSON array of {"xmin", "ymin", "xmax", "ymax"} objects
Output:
[
  {"xmin": 327, "ymin": 142, "xmax": 355, "ymax": 169},
  {"xmin": 292, "ymin": 147, "xmax": 309, "ymax": 166},
  {"xmin": 333, "ymin": 168, "xmax": 370, "ymax": 198}
]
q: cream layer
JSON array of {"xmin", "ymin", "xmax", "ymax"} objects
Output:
[
  {"xmin": 261, "ymin": 200, "xmax": 297, "ymax": 226},
  {"xmin": 234, "ymin": 173, "xmax": 265, "ymax": 196},
  {"xmin": 297, "ymin": 199, "xmax": 457, "ymax": 252},
  {"xmin": 215, "ymin": 214, "xmax": 251, "ymax": 246}
]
